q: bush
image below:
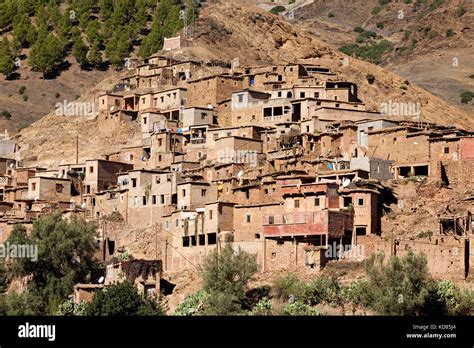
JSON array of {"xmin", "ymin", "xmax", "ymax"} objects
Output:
[
  {"xmin": 86, "ymin": 281, "xmax": 164, "ymax": 316},
  {"xmin": 250, "ymin": 297, "xmax": 273, "ymax": 316},
  {"xmin": 328, "ymin": 12, "xmax": 335, "ymax": 18},
  {"xmin": 281, "ymin": 301, "xmax": 319, "ymax": 316},
  {"xmin": 202, "ymin": 290, "xmax": 241, "ymax": 315},
  {"xmin": 55, "ymin": 92, "xmax": 61, "ymax": 98},
  {"xmin": 455, "ymin": 5, "xmax": 466, "ymax": 18},
  {"xmin": 22, "ymin": 95, "xmax": 28, "ymax": 102},
  {"xmin": 372, "ymin": 7, "xmax": 382, "ymax": 15},
  {"xmin": 272, "ymin": 272, "xmax": 306, "ymax": 301},
  {"xmin": 354, "ymin": 26, "xmax": 364, "ymax": 33},
  {"xmin": 423, "ymin": 280, "xmax": 474, "ymax": 315},
  {"xmin": 305, "ymin": 275, "xmax": 344, "ymax": 308},
  {"xmin": 468, "ymin": 75, "xmax": 474, "ymax": 79},
  {"xmin": 378, "ymin": 0, "xmax": 391, "ymax": 5},
  {"xmin": 363, "ymin": 251, "xmax": 431, "ymax": 315},
  {"xmin": 460, "ymin": 91, "xmax": 474, "ymax": 104},
  {"xmin": 56, "ymin": 300, "xmax": 87, "ymax": 316},
  {"xmin": 429, "ymin": 0, "xmax": 445, "ymax": 11},
  {"xmin": 270, "ymin": 6, "xmax": 286, "ymax": 14},
  {"xmin": 174, "ymin": 290, "xmax": 209, "ymax": 316},
  {"xmin": 18, "ymin": 85, "xmax": 26, "ymax": 94},
  {"xmin": 377, "ymin": 22, "xmax": 385, "ymax": 29},
  {"xmin": 0, "ymin": 110, "xmax": 11, "ymax": 120},
  {"xmin": 366, "ymin": 73, "xmax": 375, "ymax": 84}
]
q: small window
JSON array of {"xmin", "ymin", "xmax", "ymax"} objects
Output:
[
  {"xmin": 209, "ymin": 210, "xmax": 213, "ymax": 220},
  {"xmin": 160, "ymin": 195, "xmax": 165, "ymax": 204},
  {"xmin": 201, "ymin": 189, "xmax": 207, "ymax": 197},
  {"xmin": 152, "ymin": 195, "xmax": 157, "ymax": 204},
  {"xmin": 314, "ymin": 197, "xmax": 320, "ymax": 206},
  {"xmin": 156, "ymin": 177, "xmax": 161, "ymax": 184},
  {"xmin": 31, "ymin": 182, "xmax": 36, "ymax": 191},
  {"xmin": 299, "ymin": 92, "xmax": 305, "ymax": 98},
  {"xmin": 294, "ymin": 199, "xmax": 300, "ymax": 208},
  {"xmin": 246, "ymin": 214, "xmax": 251, "ymax": 223},
  {"xmin": 343, "ymin": 197, "xmax": 352, "ymax": 207},
  {"xmin": 237, "ymin": 94, "xmax": 244, "ymax": 103},
  {"xmin": 358, "ymin": 198, "xmax": 365, "ymax": 206},
  {"xmin": 131, "ymin": 178, "xmax": 137, "ymax": 188},
  {"xmin": 268, "ymin": 216, "xmax": 274, "ymax": 224},
  {"xmin": 444, "ymin": 147, "xmax": 449, "ymax": 154},
  {"xmin": 55, "ymin": 184, "xmax": 63, "ymax": 193},
  {"xmin": 143, "ymin": 117, "xmax": 147, "ymax": 124},
  {"xmin": 142, "ymin": 196, "xmax": 147, "ymax": 205},
  {"xmin": 175, "ymin": 219, "xmax": 179, "ymax": 227},
  {"xmin": 89, "ymin": 166, "xmax": 94, "ymax": 173},
  {"xmin": 182, "ymin": 189, "xmax": 186, "ymax": 197}
]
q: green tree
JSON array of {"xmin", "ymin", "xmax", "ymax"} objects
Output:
[
  {"xmin": 106, "ymin": 32, "xmax": 130, "ymax": 69},
  {"xmin": 0, "ymin": 38, "xmax": 15, "ymax": 77},
  {"xmin": 46, "ymin": 0, "xmax": 61, "ymax": 28},
  {"xmin": 6, "ymin": 213, "xmax": 99, "ymax": 314},
  {"xmin": 139, "ymin": 0, "xmax": 183, "ymax": 58},
  {"xmin": 12, "ymin": 13, "xmax": 36, "ymax": 48},
  {"xmin": 86, "ymin": 19, "xmax": 101, "ymax": 44},
  {"xmin": 86, "ymin": 281, "xmax": 164, "ymax": 316},
  {"xmin": 200, "ymin": 244, "xmax": 258, "ymax": 315},
  {"xmin": 363, "ymin": 251, "xmax": 431, "ymax": 315},
  {"xmin": 29, "ymin": 31, "xmax": 64, "ymax": 76},
  {"xmin": 72, "ymin": 36, "xmax": 88, "ymax": 67}
]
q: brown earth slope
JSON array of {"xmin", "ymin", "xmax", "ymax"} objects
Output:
[{"xmin": 255, "ymin": 0, "xmax": 474, "ymax": 114}]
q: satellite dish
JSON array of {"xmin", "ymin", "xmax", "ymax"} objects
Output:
[
  {"xmin": 342, "ymin": 178, "xmax": 351, "ymax": 188},
  {"xmin": 34, "ymin": 196, "xmax": 39, "ymax": 201},
  {"xmin": 81, "ymin": 203, "xmax": 86, "ymax": 209},
  {"xmin": 8, "ymin": 163, "xmax": 14, "ymax": 168},
  {"xmin": 98, "ymin": 276, "xmax": 104, "ymax": 284},
  {"xmin": 237, "ymin": 171, "xmax": 244, "ymax": 178}
]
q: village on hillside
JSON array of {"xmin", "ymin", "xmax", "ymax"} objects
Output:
[{"xmin": 0, "ymin": 34, "xmax": 473, "ymax": 307}]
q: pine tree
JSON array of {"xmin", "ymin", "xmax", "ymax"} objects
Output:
[
  {"xmin": 139, "ymin": 0, "xmax": 183, "ymax": 58},
  {"xmin": 133, "ymin": 0, "xmax": 148, "ymax": 35},
  {"xmin": 13, "ymin": 13, "xmax": 35, "ymax": 48},
  {"xmin": 46, "ymin": 0, "xmax": 61, "ymax": 29},
  {"xmin": 29, "ymin": 31, "xmax": 64, "ymax": 77},
  {"xmin": 86, "ymin": 19, "xmax": 101, "ymax": 44},
  {"xmin": 87, "ymin": 39, "xmax": 102, "ymax": 68},
  {"xmin": 0, "ymin": 38, "xmax": 15, "ymax": 77},
  {"xmin": 72, "ymin": 36, "xmax": 88, "ymax": 68}
]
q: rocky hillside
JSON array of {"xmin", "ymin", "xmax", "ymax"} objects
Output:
[
  {"xmin": 192, "ymin": 0, "xmax": 473, "ymax": 128},
  {"xmin": 254, "ymin": 0, "xmax": 474, "ymax": 114}
]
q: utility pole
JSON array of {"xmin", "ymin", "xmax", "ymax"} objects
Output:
[{"xmin": 76, "ymin": 134, "xmax": 79, "ymax": 165}]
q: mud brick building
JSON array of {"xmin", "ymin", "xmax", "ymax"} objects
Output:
[{"xmin": 3, "ymin": 54, "xmax": 473, "ymax": 286}]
